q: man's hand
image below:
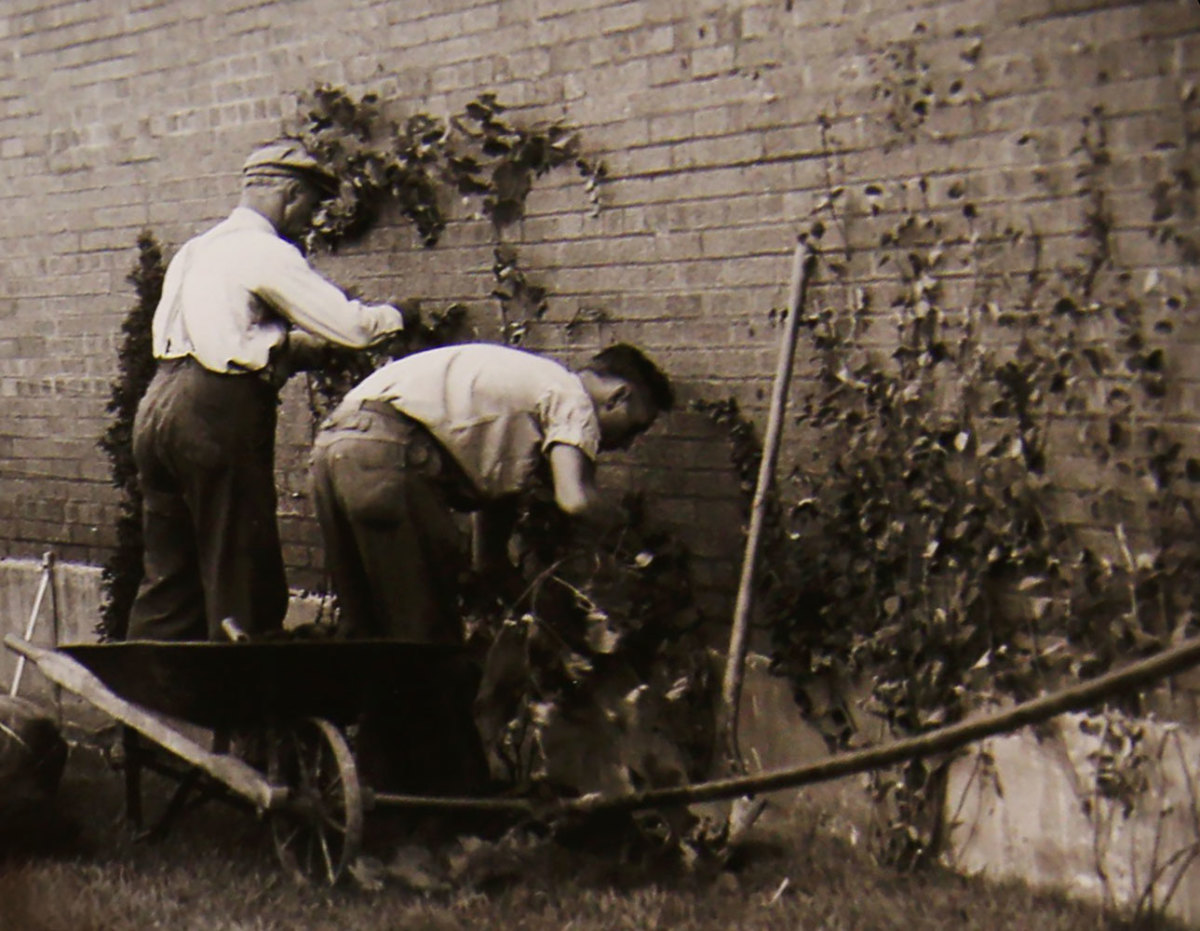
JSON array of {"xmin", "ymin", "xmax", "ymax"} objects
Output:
[
  {"xmin": 547, "ymin": 444, "xmax": 632, "ymax": 537},
  {"xmin": 395, "ymin": 298, "xmax": 422, "ymax": 331},
  {"xmin": 373, "ymin": 298, "xmax": 423, "ymax": 358}
]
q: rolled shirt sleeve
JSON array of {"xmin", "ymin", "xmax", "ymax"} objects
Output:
[{"xmin": 538, "ymin": 383, "xmax": 601, "ymax": 462}]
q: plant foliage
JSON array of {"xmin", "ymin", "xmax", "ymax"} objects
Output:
[
  {"xmin": 287, "ymin": 86, "xmax": 604, "ymax": 250},
  {"xmin": 702, "ymin": 104, "xmax": 1200, "ymax": 869},
  {"xmin": 469, "ymin": 491, "xmax": 714, "ymax": 803},
  {"xmin": 96, "ymin": 233, "xmax": 166, "ymax": 641}
]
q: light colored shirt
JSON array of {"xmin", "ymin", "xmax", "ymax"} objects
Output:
[
  {"xmin": 345, "ymin": 344, "xmax": 601, "ymax": 499},
  {"xmin": 152, "ymin": 206, "xmax": 404, "ymax": 373}
]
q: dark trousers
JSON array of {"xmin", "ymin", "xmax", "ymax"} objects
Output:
[
  {"xmin": 126, "ymin": 358, "xmax": 288, "ymax": 641},
  {"xmin": 310, "ymin": 402, "xmax": 472, "ymax": 643},
  {"xmin": 310, "ymin": 401, "xmax": 489, "ymax": 794}
]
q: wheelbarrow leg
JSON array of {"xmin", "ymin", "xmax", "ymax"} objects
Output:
[
  {"xmin": 122, "ymin": 726, "xmax": 143, "ymax": 831},
  {"xmin": 141, "ymin": 767, "xmax": 202, "ymax": 842}
]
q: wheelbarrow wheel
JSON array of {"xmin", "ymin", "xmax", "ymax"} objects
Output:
[{"xmin": 267, "ymin": 718, "xmax": 363, "ymax": 885}]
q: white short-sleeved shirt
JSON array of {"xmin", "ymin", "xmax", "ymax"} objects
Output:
[
  {"xmin": 344, "ymin": 344, "xmax": 601, "ymax": 499},
  {"xmin": 152, "ymin": 207, "xmax": 403, "ymax": 373}
]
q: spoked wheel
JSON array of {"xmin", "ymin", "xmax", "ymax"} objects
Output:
[{"xmin": 267, "ymin": 718, "xmax": 363, "ymax": 885}]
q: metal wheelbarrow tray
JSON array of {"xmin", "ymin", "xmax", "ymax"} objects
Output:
[{"xmin": 56, "ymin": 638, "xmax": 463, "ymax": 729}]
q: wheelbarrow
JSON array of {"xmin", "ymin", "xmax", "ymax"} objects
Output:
[
  {"xmin": 10, "ymin": 629, "xmax": 1200, "ymax": 885},
  {"xmin": 3, "ymin": 634, "xmax": 535, "ymax": 884}
]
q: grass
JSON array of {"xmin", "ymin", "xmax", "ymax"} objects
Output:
[{"xmin": 0, "ymin": 740, "xmax": 1180, "ymax": 931}]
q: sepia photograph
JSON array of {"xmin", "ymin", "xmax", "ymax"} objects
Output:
[{"xmin": 1, "ymin": 0, "xmax": 1199, "ymax": 927}]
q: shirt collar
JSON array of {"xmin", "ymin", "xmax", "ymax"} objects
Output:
[{"xmin": 227, "ymin": 205, "xmax": 278, "ymax": 234}]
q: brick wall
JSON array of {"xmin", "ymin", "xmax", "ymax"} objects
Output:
[{"xmin": 1, "ymin": 0, "xmax": 1197, "ymax": 609}]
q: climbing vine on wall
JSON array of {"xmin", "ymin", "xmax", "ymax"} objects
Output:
[
  {"xmin": 286, "ymin": 85, "xmax": 604, "ymax": 250},
  {"xmin": 285, "ymin": 83, "xmax": 606, "ymax": 414},
  {"xmin": 702, "ymin": 90, "xmax": 1200, "ymax": 871}
]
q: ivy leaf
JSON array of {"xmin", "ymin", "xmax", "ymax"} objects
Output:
[
  {"xmin": 1081, "ymin": 347, "xmax": 1108, "ymax": 375},
  {"xmin": 465, "ymin": 99, "xmax": 496, "ymax": 122},
  {"xmin": 562, "ymin": 650, "xmax": 594, "ymax": 682},
  {"xmin": 529, "ymin": 701, "xmax": 555, "ymax": 726},
  {"xmin": 585, "ymin": 610, "xmax": 622, "ymax": 655},
  {"xmin": 665, "ymin": 676, "xmax": 690, "ymax": 702}
]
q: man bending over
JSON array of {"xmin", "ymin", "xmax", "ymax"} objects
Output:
[
  {"xmin": 310, "ymin": 341, "xmax": 673, "ymax": 643},
  {"xmin": 309, "ymin": 342, "xmax": 672, "ymax": 794}
]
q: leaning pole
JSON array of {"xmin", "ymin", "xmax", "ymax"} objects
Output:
[{"xmin": 716, "ymin": 240, "xmax": 817, "ymax": 768}]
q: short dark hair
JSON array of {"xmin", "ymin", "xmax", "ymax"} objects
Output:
[{"xmin": 584, "ymin": 343, "xmax": 674, "ymax": 412}]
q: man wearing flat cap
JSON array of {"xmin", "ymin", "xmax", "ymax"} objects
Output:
[{"xmin": 125, "ymin": 138, "xmax": 412, "ymax": 642}]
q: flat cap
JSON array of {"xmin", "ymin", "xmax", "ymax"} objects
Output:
[{"xmin": 242, "ymin": 139, "xmax": 339, "ymax": 194}]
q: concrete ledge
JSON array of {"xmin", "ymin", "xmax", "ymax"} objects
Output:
[
  {"xmin": 945, "ymin": 712, "xmax": 1200, "ymax": 926},
  {"xmin": 0, "ymin": 558, "xmax": 104, "ymax": 701},
  {"xmin": 734, "ymin": 654, "xmax": 878, "ymax": 827}
]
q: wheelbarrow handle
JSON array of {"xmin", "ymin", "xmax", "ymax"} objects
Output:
[{"xmin": 2, "ymin": 634, "xmax": 286, "ymax": 812}]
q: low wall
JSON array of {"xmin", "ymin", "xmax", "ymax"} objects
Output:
[
  {"xmin": 0, "ymin": 557, "xmax": 103, "ymax": 701},
  {"xmin": 732, "ymin": 654, "xmax": 878, "ymax": 824},
  {"xmin": 737, "ymin": 662, "xmax": 1200, "ymax": 927},
  {"xmin": 945, "ymin": 712, "xmax": 1200, "ymax": 927}
]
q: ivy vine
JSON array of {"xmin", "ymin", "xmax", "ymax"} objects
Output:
[
  {"xmin": 1148, "ymin": 83, "xmax": 1199, "ymax": 267},
  {"xmin": 287, "ymin": 86, "xmax": 605, "ymax": 251},
  {"xmin": 701, "ymin": 100, "xmax": 1199, "ymax": 870},
  {"xmin": 285, "ymin": 84, "xmax": 607, "ymax": 412}
]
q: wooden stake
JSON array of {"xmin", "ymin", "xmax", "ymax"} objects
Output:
[
  {"xmin": 9, "ymin": 550, "xmax": 56, "ymax": 698},
  {"xmin": 717, "ymin": 242, "xmax": 816, "ymax": 767}
]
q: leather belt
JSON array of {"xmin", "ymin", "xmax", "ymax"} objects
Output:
[{"xmin": 158, "ymin": 355, "xmax": 278, "ymax": 388}]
